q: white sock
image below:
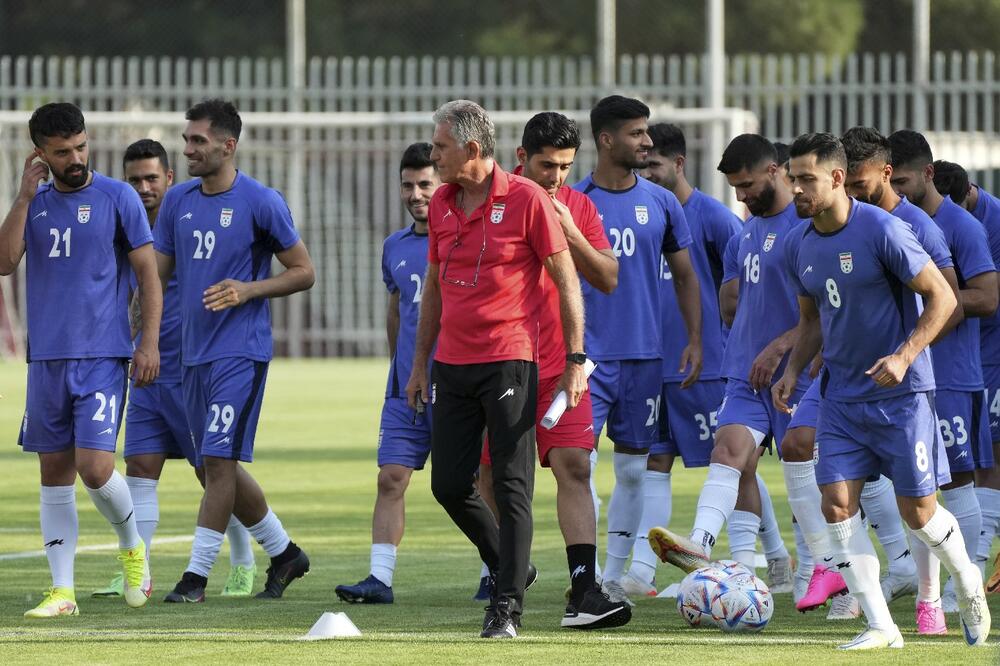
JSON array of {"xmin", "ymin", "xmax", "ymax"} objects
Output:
[
  {"xmin": 909, "ymin": 529, "xmax": 941, "ymax": 602},
  {"xmin": 728, "ymin": 509, "xmax": 761, "ymax": 569},
  {"xmin": 782, "ymin": 460, "xmax": 832, "ymax": 562},
  {"xmin": 793, "ymin": 520, "xmax": 814, "ymax": 570},
  {"xmin": 125, "ymin": 476, "xmax": 158, "ymax": 557},
  {"xmin": 85, "ymin": 471, "xmax": 140, "ymax": 550},
  {"xmin": 187, "ymin": 526, "xmax": 224, "ymax": 578},
  {"xmin": 690, "ymin": 463, "xmax": 741, "ymax": 556},
  {"xmin": 911, "ymin": 504, "xmax": 981, "ymax": 598},
  {"xmin": 861, "ymin": 476, "xmax": 915, "ymax": 576},
  {"xmin": 940, "ymin": 483, "xmax": 982, "ymax": 562},
  {"xmin": 604, "ymin": 451, "xmax": 648, "ymax": 582},
  {"xmin": 828, "ymin": 512, "xmax": 895, "ymax": 632},
  {"xmin": 226, "ymin": 516, "xmax": 255, "ymax": 568},
  {"xmin": 589, "ymin": 449, "xmax": 603, "ymax": 579},
  {"xmin": 40, "ymin": 485, "xmax": 77, "ymax": 590},
  {"xmin": 756, "ymin": 474, "xmax": 788, "ymax": 560},
  {"xmin": 975, "ymin": 487, "xmax": 1000, "ymax": 570},
  {"xmin": 246, "ymin": 508, "xmax": 291, "ymax": 558},
  {"xmin": 628, "ymin": 470, "xmax": 671, "ymax": 585},
  {"xmin": 480, "ymin": 562, "xmax": 490, "ymax": 578},
  {"xmin": 370, "ymin": 543, "xmax": 397, "ymax": 587}
]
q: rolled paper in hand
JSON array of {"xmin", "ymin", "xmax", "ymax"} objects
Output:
[{"xmin": 540, "ymin": 359, "xmax": 597, "ymax": 430}]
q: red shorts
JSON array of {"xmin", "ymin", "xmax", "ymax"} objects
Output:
[{"xmin": 481, "ymin": 374, "xmax": 595, "ymax": 468}]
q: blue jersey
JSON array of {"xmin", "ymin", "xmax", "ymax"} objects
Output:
[
  {"xmin": 153, "ymin": 172, "xmax": 301, "ymax": 365},
  {"xmin": 789, "ymin": 201, "xmax": 935, "ymax": 401},
  {"xmin": 24, "ymin": 172, "xmax": 152, "ymax": 361},
  {"xmin": 722, "ymin": 203, "xmax": 807, "ymax": 383},
  {"xmin": 574, "ymin": 174, "xmax": 692, "ymax": 361},
  {"xmin": 971, "ymin": 186, "xmax": 1000, "ymax": 365},
  {"xmin": 891, "ymin": 198, "xmax": 952, "ymax": 272},
  {"xmin": 931, "ymin": 197, "xmax": 995, "ymax": 391},
  {"xmin": 129, "ymin": 269, "xmax": 182, "ymax": 384},
  {"xmin": 381, "ymin": 224, "xmax": 429, "ymax": 399},
  {"xmin": 660, "ymin": 189, "xmax": 740, "ymax": 381}
]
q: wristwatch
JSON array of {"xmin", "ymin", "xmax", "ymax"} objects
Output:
[{"xmin": 566, "ymin": 352, "xmax": 588, "ymax": 366}]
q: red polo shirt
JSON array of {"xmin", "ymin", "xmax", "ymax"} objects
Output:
[{"xmin": 428, "ymin": 162, "xmax": 568, "ymax": 365}]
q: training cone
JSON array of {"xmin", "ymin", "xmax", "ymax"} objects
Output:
[
  {"xmin": 300, "ymin": 611, "xmax": 362, "ymax": 640},
  {"xmin": 657, "ymin": 583, "xmax": 680, "ymax": 599}
]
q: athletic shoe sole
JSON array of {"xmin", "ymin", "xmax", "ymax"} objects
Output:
[{"xmin": 561, "ymin": 605, "xmax": 631, "ymax": 630}]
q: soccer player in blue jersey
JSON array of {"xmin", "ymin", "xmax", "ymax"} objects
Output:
[
  {"xmin": 775, "ymin": 131, "xmax": 990, "ymax": 650},
  {"xmin": 649, "ymin": 135, "xmax": 821, "ymax": 590},
  {"xmin": 889, "ymin": 130, "xmax": 998, "ymax": 616},
  {"xmin": 0, "ymin": 103, "xmax": 163, "ymax": 617},
  {"xmin": 335, "ymin": 143, "xmax": 441, "ymax": 604},
  {"xmin": 625, "ymin": 124, "xmax": 794, "ymax": 595},
  {"xmin": 92, "ymin": 140, "xmax": 258, "ymax": 600},
  {"xmin": 573, "ymin": 96, "xmax": 703, "ymax": 605},
  {"xmin": 932, "ymin": 161, "xmax": 1000, "ymax": 590},
  {"xmin": 154, "ymin": 100, "xmax": 316, "ymax": 602}
]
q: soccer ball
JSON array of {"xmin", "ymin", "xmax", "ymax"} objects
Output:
[
  {"xmin": 710, "ymin": 572, "xmax": 773, "ymax": 632},
  {"xmin": 676, "ymin": 566, "xmax": 728, "ymax": 627},
  {"xmin": 714, "ymin": 559, "xmax": 753, "ymax": 578}
]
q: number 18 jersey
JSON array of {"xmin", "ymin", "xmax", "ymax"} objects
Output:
[{"xmin": 153, "ymin": 172, "xmax": 301, "ymax": 366}]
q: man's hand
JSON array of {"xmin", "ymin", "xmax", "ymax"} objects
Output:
[
  {"xmin": 406, "ymin": 366, "xmax": 429, "ymax": 410},
  {"xmin": 550, "ymin": 195, "xmax": 575, "ymax": 234},
  {"xmin": 19, "ymin": 154, "xmax": 48, "ymax": 201},
  {"xmin": 865, "ymin": 353, "xmax": 910, "ymax": 388},
  {"xmin": 130, "ymin": 341, "xmax": 160, "ymax": 388},
  {"xmin": 555, "ymin": 362, "xmax": 587, "ymax": 410},
  {"xmin": 203, "ymin": 279, "xmax": 255, "ymax": 312},
  {"xmin": 749, "ymin": 338, "xmax": 788, "ymax": 392},
  {"xmin": 771, "ymin": 371, "xmax": 798, "ymax": 414},
  {"xmin": 678, "ymin": 341, "xmax": 703, "ymax": 388}
]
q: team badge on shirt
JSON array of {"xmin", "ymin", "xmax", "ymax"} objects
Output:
[
  {"xmin": 490, "ymin": 203, "xmax": 505, "ymax": 224},
  {"xmin": 763, "ymin": 232, "xmax": 777, "ymax": 252},
  {"xmin": 77, "ymin": 205, "xmax": 91, "ymax": 224},
  {"xmin": 220, "ymin": 208, "xmax": 233, "ymax": 227},
  {"xmin": 840, "ymin": 251, "xmax": 853, "ymax": 274},
  {"xmin": 635, "ymin": 205, "xmax": 649, "ymax": 225}
]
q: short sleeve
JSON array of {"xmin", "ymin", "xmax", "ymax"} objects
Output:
[
  {"xmin": 255, "ymin": 188, "xmax": 300, "ymax": 251},
  {"xmin": 661, "ymin": 192, "xmax": 692, "ymax": 254},
  {"xmin": 880, "ymin": 216, "xmax": 933, "ymax": 284},
  {"xmin": 118, "ymin": 185, "xmax": 153, "ymax": 250},
  {"xmin": 573, "ymin": 193, "xmax": 610, "ymax": 251},
  {"xmin": 784, "ymin": 229, "xmax": 809, "ymax": 297},
  {"xmin": 381, "ymin": 238, "xmax": 398, "ymax": 294},
  {"xmin": 526, "ymin": 190, "xmax": 569, "ymax": 260},
  {"xmin": 427, "ymin": 195, "xmax": 444, "ymax": 264},
  {"xmin": 908, "ymin": 216, "xmax": 953, "ymax": 270},
  {"xmin": 950, "ymin": 214, "xmax": 995, "ymax": 281},
  {"xmin": 722, "ymin": 233, "xmax": 740, "ymax": 283},
  {"xmin": 705, "ymin": 205, "xmax": 742, "ymax": 267}
]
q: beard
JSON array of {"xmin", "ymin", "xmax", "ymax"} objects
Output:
[
  {"xmin": 744, "ymin": 182, "xmax": 776, "ymax": 217},
  {"xmin": 54, "ymin": 162, "xmax": 88, "ymax": 188},
  {"xmin": 854, "ymin": 183, "xmax": 884, "ymax": 206}
]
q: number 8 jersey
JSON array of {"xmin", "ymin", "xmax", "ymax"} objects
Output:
[
  {"xmin": 787, "ymin": 200, "xmax": 936, "ymax": 401},
  {"xmin": 153, "ymin": 172, "xmax": 301, "ymax": 366}
]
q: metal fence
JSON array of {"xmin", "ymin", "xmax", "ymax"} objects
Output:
[{"xmin": 2, "ymin": 49, "xmax": 1000, "ymax": 356}]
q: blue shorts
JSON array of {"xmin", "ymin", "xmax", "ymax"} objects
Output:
[
  {"xmin": 936, "ymin": 389, "xmax": 994, "ymax": 473},
  {"xmin": 19, "ymin": 359, "xmax": 128, "ymax": 453},
  {"xmin": 182, "ymin": 358, "xmax": 268, "ymax": 463},
  {"xmin": 124, "ymin": 382, "xmax": 197, "ymax": 466},
  {"xmin": 716, "ymin": 378, "xmax": 808, "ymax": 455},
  {"xmin": 983, "ymin": 364, "xmax": 1000, "ymax": 443},
  {"xmin": 378, "ymin": 397, "xmax": 432, "ymax": 470},
  {"xmin": 788, "ymin": 379, "xmax": 820, "ymax": 430},
  {"xmin": 815, "ymin": 392, "xmax": 950, "ymax": 497},
  {"xmin": 651, "ymin": 379, "xmax": 726, "ymax": 467},
  {"xmin": 590, "ymin": 359, "xmax": 663, "ymax": 449}
]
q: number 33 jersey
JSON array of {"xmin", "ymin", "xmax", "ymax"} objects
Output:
[
  {"xmin": 154, "ymin": 172, "xmax": 300, "ymax": 366},
  {"xmin": 787, "ymin": 200, "xmax": 935, "ymax": 402}
]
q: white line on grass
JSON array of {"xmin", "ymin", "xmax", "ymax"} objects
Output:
[{"xmin": 0, "ymin": 535, "xmax": 193, "ymax": 560}]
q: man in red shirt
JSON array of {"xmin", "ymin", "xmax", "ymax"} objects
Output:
[
  {"xmin": 407, "ymin": 100, "xmax": 586, "ymax": 638},
  {"xmin": 479, "ymin": 112, "xmax": 630, "ymax": 630}
]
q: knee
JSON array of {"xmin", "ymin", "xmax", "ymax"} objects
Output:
[
  {"xmin": 710, "ymin": 430, "xmax": 750, "ymax": 469},
  {"xmin": 377, "ymin": 466, "xmax": 411, "ymax": 498},
  {"xmin": 613, "ymin": 451, "xmax": 647, "ymax": 486},
  {"xmin": 201, "ymin": 456, "xmax": 235, "ymax": 485},
  {"xmin": 646, "ymin": 453, "xmax": 673, "ymax": 473},
  {"xmin": 125, "ymin": 455, "xmax": 162, "ymax": 480},
  {"xmin": 821, "ymin": 496, "xmax": 853, "ymax": 524},
  {"xmin": 75, "ymin": 454, "xmax": 113, "ymax": 489},
  {"xmin": 431, "ymin": 471, "xmax": 471, "ymax": 508},
  {"xmin": 551, "ymin": 450, "xmax": 591, "ymax": 487},
  {"xmin": 780, "ymin": 428, "xmax": 814, "ymax": 462}
]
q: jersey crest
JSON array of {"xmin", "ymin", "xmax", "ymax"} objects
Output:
[
  {"xmin": 635, "ymin": 205, "xmax": 649, "ymax": 225},
  {"xmin": 77, "ymin": 204, "xmax": 91, "ymax": 224},
  {"xmin": 763, "ymin": 232, "xmax": 776, "ymax": 252},
  {"xmin": 839, "ymin": 251, "xmax": 853, "ymax": 274},
  {"xmin": 490, "ymin": 203, "xmax": 505, "ymax": 224},
  {"xmin": 220, "ymin": 207, "xmax": 233, "ymax": 227}
]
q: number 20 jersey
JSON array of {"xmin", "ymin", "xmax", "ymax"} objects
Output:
[{"xmin": 153, "ymin": 172, "xmax": 301, "ymax": 366}]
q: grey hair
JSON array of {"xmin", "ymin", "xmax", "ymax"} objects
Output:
[{"xmin": 432, "ymin": 99, "xmax": 496, "ymax": 159}]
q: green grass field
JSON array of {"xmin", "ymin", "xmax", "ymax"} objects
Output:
[{"xmin": 1, "ymin": 358, "xmax": 998, "ymax": 664}]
